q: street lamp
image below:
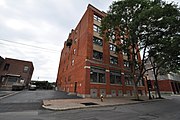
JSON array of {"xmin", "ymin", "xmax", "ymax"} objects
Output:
[{"xmin": 146, "ymin": 74, "xmax": 152, "ymax": 99}]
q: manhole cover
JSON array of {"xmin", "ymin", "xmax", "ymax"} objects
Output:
[{"xmin": 81, "ymin": 102, "xmax": 99, "ymax": 106}]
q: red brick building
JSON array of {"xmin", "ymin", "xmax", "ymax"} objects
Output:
[
  {"xmin": 56, "ymin": 4, "xmax": 146, "ymax": 98},
  {"xmin": 0, "ymin": 57, "xmax": 34, "ymax": 89}
]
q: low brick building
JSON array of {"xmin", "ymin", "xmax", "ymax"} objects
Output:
[
  {"xmin": 0, "ymin": 57, "xmax": 34, "ymax": 89},
  {"xmin": 147, "ymin": 71, "xmax": 180, "ymax": 95},
  {"xmin": 56, "ymin": 4, "xmax": 146, "ymax": 98}
]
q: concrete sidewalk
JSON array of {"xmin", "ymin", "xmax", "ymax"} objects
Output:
[{"xmin": 42, "ymin": 96, "xmax": 161, "ymax": 111}]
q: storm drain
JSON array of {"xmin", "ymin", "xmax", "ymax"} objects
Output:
[
  {"xmin": 131, "ymin": 99, "xmax": 144, "ymax": 101},
  {"xmin": 81, "ymin": 102, "xmax": 99, "ymax": 106}
]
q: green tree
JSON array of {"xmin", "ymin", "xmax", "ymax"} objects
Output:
[
  {"xmin": 101, "ymin": 0, "xmax": 152, "ymax": 100},
  {"xmin": 139, "ymin": 0, "xmax": 180, "ymax": 98},
  {"xmin": 101, "ymin": 0, "xmax": 180, "ymax": 99}
]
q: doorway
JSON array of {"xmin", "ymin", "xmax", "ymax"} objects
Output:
[
  {"xmin": 171, "ymin": 82, "xmax": 176, "ymax": 94},
  {"xmin": 74, "ymin": 82, "xmax": 77, "ymax": 93}
]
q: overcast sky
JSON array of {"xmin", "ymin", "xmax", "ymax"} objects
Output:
[{"xmin": 0, "ymin": 0, "xmax": 179, "ymax": 82}]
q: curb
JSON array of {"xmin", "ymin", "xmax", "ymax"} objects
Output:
[{"xmin": 42, "ymin": 98, "xmax": 163, "ymax": 111}]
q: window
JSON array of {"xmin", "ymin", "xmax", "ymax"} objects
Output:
[
  {"xmin": 8, "ymin": 76, "xmax": 18, "ymax": 83},
  {"xmin": 122, "ymin": 50, "xmax": 128, "ymax": 55},
  {"xmin": 136, "ymin": 75, "xmax": 145, "ymax": 86},
  {"xmin": 124, "ymin": 60, "xmax": 130, "ymax": 67},
  {"xmin": 64, "ymin": 77, "xmax": 66, "ymax": 83},
  {"xmin": 72, "ymin": 59, "xmax": 74, "ymax": 66},
  {"xmin": 93, "ymin": 50, "xmax": 103, "ymax": 60},
  {"xmin": 125, "ymin": 74, "xmax": 133, "ymax": 85},
  {"xmin": 135, "ymin": 54, "xmax": 138, "ymax": 60},
  {"xmin": 121, "ymin": 39, "xmax": 123, "ymax": 43},
  {"xmin": 93, "ymin": 36, "xmax": 103, "ymax": 46},
  {"xmin": 93, "ymin": 14, "xmax": 102, "ymax": 22},
  {"xmin": 73, "ymin": 49, "xmax": 76, "ymax": 55},
  {"xmin": 74, "ymin": 38, "xmax": 77, "ymax": 44},
  {"xmin": 93, "ymin": 24, "xmax": 101, "ymax": 33},
  {"xmin": 110, "ymin": 56, "xmax": 118, "ymax": 64},
  {"xmin": 3, "ymin": 63, "xmax": 10, "ymax": 70},
  {"xmin": 90, "ymin": 68, "xmax": 106, "ymax": 83},
  {"xmin": 66, "ymin": 65, "xmax": 68, "ymax": 70},
  {"xmin": 75, "ymin": 29, "xmax": 78, "ymax": 34},
  {"xmin": 109, "ymin": 44, "xmax": 117, "ymax": 52},
  {"xmin": 23, "ymin": 66, "xmax": 29, "ymax": 73},
  {"xmin": 99, "ymin": 73, "xmax": 105, "ymax": 83},
  {"xmin": 68, "ymin": 75, "xmax": 71, "ymax": 82},
  {"xmin": 137, "ymin": 79, "xmax": 144, "ymax": 86},
  {"xmin": 110, "ymin": 71, "xmax": 121, "ymax": 85}
]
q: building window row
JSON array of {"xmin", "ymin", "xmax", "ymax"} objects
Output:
[
  {"xmin": 93, "ymin": 14, "xmax": 102, "ymax": 22},
  {"xmin": 93, "ymin": 36, "xmax": 103, "ymax": 46},
  {"xmin": 90, "ymin": 68, "xmax": 139, "ymax": 86},
  {"xmin": 3, "ymin": 63, "xmax": 29, "ymax": 73}
]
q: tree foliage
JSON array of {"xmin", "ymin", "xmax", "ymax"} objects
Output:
[{"xmin": 101, "ymin": 0, "xmax": 180, "ymax": 99}]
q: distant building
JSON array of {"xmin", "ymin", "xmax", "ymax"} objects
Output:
[
  {"xmin": 0, "ymin": 57, "xmax": 34, "ymax": 90},
  {"xmin": 56, "ymin": 4, "xmax": 146, "ymax": 98},
  {"xmin": 0, "ymin": 56, "xmax": 4, "ymax": 67},
  {"xmin": 145, "ymin": 59, "xmax": 180, "ymax": 95}
]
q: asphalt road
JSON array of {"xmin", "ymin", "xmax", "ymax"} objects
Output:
[
  {"xmin": 0, "ymin": 90, "xmax": 180, "ymax": 120},
  {"xmin": 0, "ymin": 90, "xmax": 80, "ymax": 113}
]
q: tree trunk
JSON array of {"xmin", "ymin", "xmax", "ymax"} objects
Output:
[
  {"xmin": 153, "ymin": 68, "xmax": 162, "ymax": 99},
  {"xmin": 154, "ymin": 74, "xmax": 162, "ymax": 98},
  {"xmin": 133, "ymin": 81, "xmax": 140, "ymax": 100}
]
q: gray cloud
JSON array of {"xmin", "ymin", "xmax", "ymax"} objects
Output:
[{"xmin": 3, "ymin": 0, "xmax": 178, "ymax": 82}]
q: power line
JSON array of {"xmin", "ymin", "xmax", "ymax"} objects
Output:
[{"xmin": 0, "ymin": 38, "xmax": 60, "ymax": 52}]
